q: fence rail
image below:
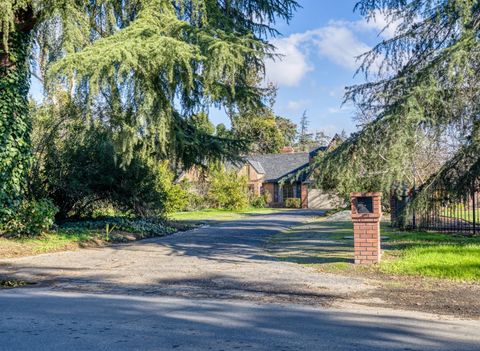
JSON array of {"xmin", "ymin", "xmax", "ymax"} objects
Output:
[{"xmin": 391, "ymin": 187, "xmax": 479, "ymax": 235}]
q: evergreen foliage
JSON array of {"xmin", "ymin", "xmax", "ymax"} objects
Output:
[
  {"xmin": 29, "ymin": 99, "xmax": 187, "ymax": 219},
  {"xmin": 228, "ymin": 80, "xmax": 296, "ymax": 154},
  {"xmin": 297, "ymin": 110, "xmax": 314, "ymax": 151},
  {"xmin": 231, "ymin": 112, "xmax": 285, "ymax": 154},
  {"xmin": 275, "ymin": 116, "xmax": 297, "ymax": 147},
  {"xmin": 313, "ymin": 0, "xmax": 480, "ymax": 201}
]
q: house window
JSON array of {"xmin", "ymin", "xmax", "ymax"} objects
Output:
[
  {"xmin": 274, "ymin": 184, "xmax": 279, "ymax": 202},
  {"xmin": 282, "ymin": 184, "xmax": 300, "ymax": 199}
]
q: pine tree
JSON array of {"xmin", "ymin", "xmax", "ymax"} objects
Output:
[
  {"xmin": 0, "ymin": 0, "xmax": 299, "ymax": 222},
  {"xmin": 275, "ymin": 116, "xmax": 298, "ymax": 147},
  {"xmin": 297, "ymin": 110, "xmax": 314, "ymax": 151}
]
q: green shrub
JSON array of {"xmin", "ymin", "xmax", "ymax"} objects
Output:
[
  {"xmin": 207, "ymin": 166, "xmax": 249, "ymax": 210},
  {"xmin": 154, "ymin": 162, "xmax": 190, "ymax": 213},
  {"xmin": 61, "ymin": 217, "xmax": 176, "ymax": 237},
  {"xmin": 250, "ymin": 193, "xmax": 268, "ymax": 208},
  {"xmin": 184, "ymin": 192, "xmax": 206, "ymax": 211},
  {"xmin": 29, "ymin": 103, "xmax": 190, "ymax": 218},
  {"xmin": 1, "ymin": 199, "xmax": 58, "ymax": 237},
  {"xmin": 285, "ymin": 198, "xmax": 301, "ymax": 208}
]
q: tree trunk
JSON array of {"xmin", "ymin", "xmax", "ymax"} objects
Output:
[{"xmin": 0, "ymin": 11, "xmax": 34, "ymax": 223}]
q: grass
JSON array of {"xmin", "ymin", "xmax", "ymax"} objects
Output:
[
  {"xmin": 380, "ymin": 244, "xmax": 480, "ymax": 281},
  {"xmin": 380, "ymin": 225, "xmax": 480, "ymax": 281},
  {"xmin": 0, "ymin": 217, "xmax": 184, "ymax": 259},
  {"xmin": 0, "ymin": 229, "xmax": 100, "ymax": 259},
  {"xmin": 169, "ymin": 207, "xmax": 283, "ymax": 222},
  {"xmin": 268, "ymin": 214, "xmax": 480, "ymax": 282},
  {"xmin": 441, "ymin": 208, "xmax": 480, "ymax": 222}
]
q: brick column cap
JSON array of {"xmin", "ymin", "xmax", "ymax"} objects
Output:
[
  {"xmin": 350, "ymin": 192, "xmax": 382, "ymax": 220},
  {"xmin": 350, "ymin": 192, "xmax": 382, "ymax": 197}
]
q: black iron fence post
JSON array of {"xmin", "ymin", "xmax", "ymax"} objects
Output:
[
  {"xmin": 412, "ymin": 186, "xmax": 417, "ymax": 230},
  {"xmin": 473, "ymin": 189, "xmax": 477, "ymax": 236}
]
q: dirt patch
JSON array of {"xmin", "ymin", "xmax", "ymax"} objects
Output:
[
  {"xmin": 311, "ymin": 254, "xmax": 480, "ymax": 319},
  {"xmin": 364, "ymin": 274, "xmax": 480, "ymax": 319},
  {"xmin": 313, "ymin": 263, "xmax": 480, "ymax": 319}
]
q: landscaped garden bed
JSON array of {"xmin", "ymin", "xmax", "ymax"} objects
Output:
[{"xmin": 0, "ymin": 217, "xmax": 191, "ymax": 259}]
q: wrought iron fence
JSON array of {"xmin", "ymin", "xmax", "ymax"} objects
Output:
[{"xmin": 391, "ymin": 185, "xmax": 478, "ymax": 235}]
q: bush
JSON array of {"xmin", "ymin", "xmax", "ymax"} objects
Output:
[
  {"xmin": 0, "ymin": 199, "xmax": 58, "ymax": 237},
  {"xmin": 207, "ymin": 166, "xmax": 249, "ymax": 210},
  {"xmin": 184, "ymin": 192, "xmax": 206, "ymax": 211},
  {"xmin": 154, "ymin": 162, "xmax": 190, "ymax": 214},
  {"xmin": 285, "ymin": 198, "xmax": 301, "ymax": 208},
  {"xmin": 250, "ymin": 193, "xmax": 268, "ymax": 208},
  {"xmin": 29, "ymin": 102, "xmax": 190, "ymax": 218},
  {"xmin": 61, "ymin": 217, "xmax": 176, "ymax": 237}
]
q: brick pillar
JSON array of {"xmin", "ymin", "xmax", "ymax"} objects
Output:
[
  {"xmin": 351, "ymin": 192, "xmax": 382, "ymax": 265},
  {"xmin": 301, "ymin": 184, "xmax": 308, "ymax": 209}
]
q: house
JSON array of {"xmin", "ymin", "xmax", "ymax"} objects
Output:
[
  {"xmin": 180, "ymin": 136, "xmax": 343, "ymax": 209},
  {"xmin": 236, "ymin": 146, "xmax": 330, "ymax": 209}
]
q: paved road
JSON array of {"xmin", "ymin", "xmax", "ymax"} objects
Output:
[
  {"xmin": 1, "ymin": 290, "xmax": 480, "ymax": 351},
  {"xmin": 1, "ymin": 210, "xmax": 479, "ymax": 350}
]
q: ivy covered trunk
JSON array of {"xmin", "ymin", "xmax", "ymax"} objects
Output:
[{"xmin": 0, "ymin": 29, "xmax": 33, "ymax": 223}]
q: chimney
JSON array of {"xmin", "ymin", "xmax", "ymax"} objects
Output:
[{"xmin": 281, "ymin": 146, "xmax": 295, "ymax": 154}]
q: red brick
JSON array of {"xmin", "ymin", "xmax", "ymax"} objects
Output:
[{"xmin": 351, "ymin": 192, "xmax": 382, "ymax": 265}]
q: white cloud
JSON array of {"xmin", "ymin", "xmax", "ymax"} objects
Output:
[
  {"xmin": 265, "ymin": 35, "xmax": 313, "ymax": 87},
  {"xmin": 265, "ymin": 14, "xmax": 396, "ymax": 87},
  {"xmin": 309, "ymin": 25, "xmax": 371, "ymax": 70},
  {"xmin": 285, "ymin": 99, "xmax": 310, "ymax": 112},
  {"xmin": 353, "ymin": 10, "xmax": 401, "ymax": 39}
]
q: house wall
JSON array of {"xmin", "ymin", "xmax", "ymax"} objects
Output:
[
  {"xmin": 301, "ymin": 184, "xmax": 309, "ymax": 209},
  {"xmin": 261, "ymin": 182, "xmax": 307, "ymax": 208},
  {"xmin": 238, "ymin": 164, "xmax": 265, "ymax": 196},
  {"xmin": 307, "ymin": 189, "xmax": 344, "ymax": 210},
  {"xmin": 262, "ymin": 183, "xmax": 276, "ymax": 205}
]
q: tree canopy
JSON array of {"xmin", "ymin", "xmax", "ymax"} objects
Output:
[
  {"xmin": 313, "ymin": 0, "xmax": 480, "ymax": 200},
  {"xmin": 0, "ymin": 0, "xmax": 299, "ymax": 223}
]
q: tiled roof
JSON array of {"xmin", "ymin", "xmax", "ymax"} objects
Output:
[
  {"xmin": 246, "ymin": 146, "xmax": 326, "ymax": 182},
  {"xmin": 248, "ymin": 160, "xmax": 265, "ymax": 174}
]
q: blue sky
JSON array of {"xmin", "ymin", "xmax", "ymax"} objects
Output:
[
  {"xmin": 212, "ymin": 0, "xmax": 395, "ymax": 136},
  {"xmin": 30, "ymin": 1, "xmax": 393, "ymax": 138}
]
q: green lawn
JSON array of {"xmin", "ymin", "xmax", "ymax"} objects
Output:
[
  {"xmin": 169, "ymin": 207, "xmax": 283, "ymax": 222},
  {"xmin": 0, "ymin": 230, "xmax": 96, "ymax": 259},
  {"xmin": 380, "ymin": 225, "xmax": 480, "ymax": 281}
]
